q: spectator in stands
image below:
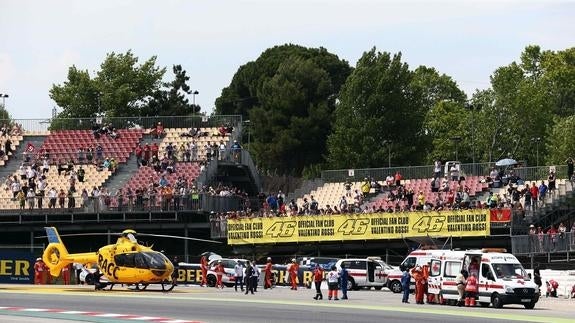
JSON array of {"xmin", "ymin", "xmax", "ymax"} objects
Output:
[
  {"xmin": 166, "ymin": 142, "xmax": 174, "ymax": 160},
  {"xmin": 81, "ymin": 188, "xmax": 89, "ymax": 209},
  {"xmin": 538, "ymin": 181, "xmax": 548, "ymax": 206},
  {"xmin": 405, "ymin": 188, "xmax": 414, "ymax": 208},
  {"xmin": 344, "ymin": 180, "xmax": 353, "ymax": 197},
  {"xmin": 361, "ymin": 178, "xmax": 370, "ymax": 196},
  {"xmin": 10, "ymin": 177, "xmax": 21, "ymax": 199},
  {"xmin": 67, "ymin": 189, "xmax": 75, "ymax": 210},
  {"xmin": 95, "ymin": 144, "xmax": 104, "ymax": 162},
  {"xmin": 288, "ymin": 199, "xmax": 298, "ymax": 215},
  {"xmin": 16, "ymin": 189, "xmax": 25, "ymax": 210},
  {"xmin": 547, "ymin": 225, "xmax": 558, "ymax": 251},
  {"xmin": 91, "ymin": 121, "xmax": 101, "ymax": 139},
  {"xmin": 58, "ymin": 189, "xmax": 66, "ymax": 208},
  {"xmin": 126, "ymin": 188, "xmax": 134, "ymax": 211},
  {"xmin": 547, "ymin": 171, "xmax": 556, "ymax": 195},
  {"xmin": 523, "ymin": 184, "xmax": 532, "ymax": 211},
  {"xmin": 4, "ymin": 137, "xmax": 14, "ymax": 158},
  {"xmin": 176, "ymin": 143, "xmax": 185, "ymax": 161},
  {"xmin": 394, "ymin": 171, "xmax": 403, "ymax": 187},
  {"xmin": 385, "ymin": 174, "xmax": 394, "ymax": 187},
  {"xmin": 77, "ymin": 147, "xmax": 85, "ymax": 164},
  {"xmin": 91, "ymin": 186, "xmax": 100, "ymax": 213},
  {"xmin": 148, "ymin": 186, "xmax": 157, "ymax": 210},
  {"xmin": 161, "ymin": 185, "xmax": 173, "ymax": 211},
  {"xmin": 103, "ymin": 158, "xmax": 111, "ymax": 170},
  {"xmin": 48, "ymin": 187, "xmax": 57, "ymax": 209},
  {"xmin": 142, "ymin": 144, "xmax": 152, "ymax": 166},
  {"xmin": 417, "ymin": 191, "xmax": 425, "ymax": 210},
  {"xmin": 68, "ymin": 172, "xmax": 76, "ymax": 193},
  {"xmin": 558, "ymin": 222, "xmax": 567, "ymax": 251},
  {"xmin": 530, "ymin": 181, "xmax": 539, "ymax": 210},
  {"xmin": 159, "ymin": 175, "xmax": 169, "ymax": 188},
  {"xmin": 566, "ymin": 157, "xmax": 574, "ymax": 182},
  {"xmin": 77, "ymin": 166, "xmax": 85, "ymax": 183},
  {"xmin": 434, "ymin": 160, "xmax": 442, "ymax": 179},
  {"xmin": 449, "ymin": 164, "xmax": 459, "ymax": 181},
  {"xmin": 151, "ymin": 143, "xmax": 159, "ymax": 160},
  {"xmin": 310, "ymin": 195, "xmax": 319, "ymax": 214},
  {"xmin": 338, "ymin": 196, "xmax": 347, "ymax": 213},
  {"xmin": 27, "ymin": 189, "xmax": 36, "ymax": 210},
  {"xmin": 135, "ymin": 144, "xmax": 143, "ymax": 167},
  {"xmin": 151, "ymin": 122, "xmax": 164, "ymax": 139},
  {"xmin": 86, "ymin": 146, "xmax": 94, "ymax": 164},
  {"xmin": 166, "ymin": 160, "xmax": 175, "ymax": 174}
]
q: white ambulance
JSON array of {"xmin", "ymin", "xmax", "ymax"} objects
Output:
[
  {"xmin": 335, "ymin": 257, "xmax": 392, "ymax": 291},
  {"xmin": 387, "ymin": 249, "xmax": 463, "ymax": 293},
  {"xmin": 427, "ymin": 248, "xmax": 540, "ymax": 309}
]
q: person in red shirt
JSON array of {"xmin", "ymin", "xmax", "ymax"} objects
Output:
[
  {"xmin": 264, "ymin": 257, "xmax": 273, "ymax": 289},
  {"xmin": 548, "ymin": 225, "xmax": 558, "ymax": 251},
  {"xmin": 312, "ymin": 264, "xmax": 324, "ymax": 300},
  {"xmin": 465, "ymin": 273, "xmax": 478, "ymax": 306},
  {"xmin": 288, "ymin": 258, "xmax": 299, "ymax": 290},
  {"xmin": 62, "ymin": 263, "xmax": 71, "ymax": 285},
  {"xmin": 151, "ymin": 143, "xmax": 159, "ymax": 159},
  {"xmin": 34, "ymin": 258, "xmax": 45, "ymax": 284},
  {"xmin": 135, "ymin": 144, "xmax": 143, "ymax": 167},
  {"xmin": 200, "ymin": 255, "xmax": 208, "ymax": 287},
  {"xmin": 530, "ymin": 182, "xmax": 539, "ymax": 209},
  {"xmin": 394, "ymin": 171, "xmax": 403, "ymax": 187},
  {"xmin": 411, "ymin": 265, "xmax": 425, "ymax": 304},
  {"xmin": 153, "ymin": 122, "xmax": 164, "ymax": 139},
  {"xmin": 143, "ymin": 144, "xmax": 151, "ymax": 165},
  {"xmin": 215, "ymin": 260, "xmax": 225, "ymax": 289}
]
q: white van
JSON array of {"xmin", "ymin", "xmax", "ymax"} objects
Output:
[
  {"xmin": 427, "ymin": 249, "xmax": 540, "ymax": 309},
  {"xmin": 335, "ymin": 257, "xmax": 392, "ymax": 290},
  {"xmin": 387, "ymin": 249, "xmax": 464, "ymax": 293}
]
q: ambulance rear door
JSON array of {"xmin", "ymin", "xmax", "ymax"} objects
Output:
[{"xmin": 427, "ymin": 259, "xmax": 442, "ymax": 295}]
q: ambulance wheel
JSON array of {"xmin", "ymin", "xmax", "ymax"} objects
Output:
[
  {"xmin": 374, "ymin": 286, "xmax": 383, "ymax": 291},
  {"xmin": 346, "ymin": 278, "xmax": 356, "ymax": 291},
  {"xmin": 491, "ymin": 294, "xmax": 504, "ymax": 309},
  {"xmin": 206, "ymin": 275, "xmax": 216, "ymax": 287},
  {"xmin": 524, "ymin": 302, "xmax": 536, "ymax": 309},
  {"xmin": 389, "ymin": 280, "xmax": 402, "ymax": 293},
  {"xmin": 479, "ymin": 302, "xmax": 490, "ymax": 308}
]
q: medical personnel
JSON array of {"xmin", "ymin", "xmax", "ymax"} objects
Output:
[
  {"xmin": 215, "ymin": 260, "xmax": 225, "ymax": 289},
  {"xmin": 313, "ymin": 264, "xmax": 324, "ymax": 300},
  {"xmin": 264, "ymin": 257, "xmax": 273, "ymax": 289},
  {"xmin": 411, "ymin": 265, "xmax": 425, "ymax": 304},
  {"xmin": 401, "ymin": 267, "xmax": 411, "ymax": 303},
  {"xmin": 288, "ymin": 258, "xmax": 299, "ymax": 290},
  {"xmin": 339, "ymin": 264, "xmax": 349, "ymax": 300},
  {"xmin": 327, "ymin": 265, "xmax": 339, "ymax": 301},
  {"xmin": 465, "ymin": 273, "xmax": 478, "ymax": 306},
  {"xmin": 200, "ymin": 255, "xmax": 208, "ymax": 287}
]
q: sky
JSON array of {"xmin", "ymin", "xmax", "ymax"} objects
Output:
[{"xmin": 0, "ymin": 0, "xmax": 573, "ymax": 120}]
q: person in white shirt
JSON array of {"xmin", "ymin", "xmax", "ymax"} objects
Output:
[
  {"xmin": 234, "ymin": 261, "xmax": 244, "ymax": 292},
  {"xmin": 48, "ymin": 187, "xmax": 57, "ymax": 208},
  {"xmin": 252, "ymin": 261, "xmax": 260, "ymax": 292},
  {"xmin": 327, "ymin": 265, "xmax": 339, "ymax": 301}
]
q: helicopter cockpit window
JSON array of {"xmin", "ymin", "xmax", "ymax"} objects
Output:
[
  {"xmin": 114, "ymin": 253, "xmax": 136, "ymax": 267},
  {"xmin": 134, "ymin": 253, "xmax": 148, "ymax": 269},
  {"xmin": 141, "ymin": 252, "xmax": 167, "ymax": 270}
]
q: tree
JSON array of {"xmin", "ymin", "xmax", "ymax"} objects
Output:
[
  {"xmin": 215, "ymin": 44, "xmax": 352, "ymax": 175},
  {"xmin": 144, "ymin": 64, "xmax": 198, "ymax": 117},
  {"xmin": 423, "ymin": 100, "xmax": 471, "ymax": 162},
  {"xmin": 326, "ymin": 48, "xmax": 428, "ymax": 169},
  {"xmin": 50, "ymin": 51, "xmax": 166, "ymax": 123},
  {"xmin": 546, "ymin": 115, "xmax": 575, "ymax": 165}
]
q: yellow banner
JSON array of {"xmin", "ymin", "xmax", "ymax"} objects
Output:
[{"xmin": 227, "ymin": 210, "xmax": 490, "ymax": 245}]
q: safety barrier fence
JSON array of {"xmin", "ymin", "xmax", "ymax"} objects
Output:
[
  {"xmin": 0, "ymin": 193, "xmax": 245, "ymax": 223},
  {"xmin": 0, "ymin": 115, "xmax": 243, "ymax": 134},
  {"xmin": 322, "ymin": 164, "xmax": 568, "ymax": 183},
  {"xmin": 511, "ymin": 234, "xmax": 575, "ymax": 255}
]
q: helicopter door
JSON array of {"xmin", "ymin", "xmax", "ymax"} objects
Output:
[{"xmin": 427, "ymin": 259, "xmax": 442, "ymax": 295}]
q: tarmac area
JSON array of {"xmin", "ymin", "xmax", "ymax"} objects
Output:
[{"xmin": 0, "ymin": 284, "xmax": 573, "ymax": 323}]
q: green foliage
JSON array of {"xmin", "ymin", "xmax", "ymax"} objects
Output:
[
  {"xmin": 144, "ymin": 64, "xmax": 198, "ymax": 116},
  {"xmin": 328, "ymin": 48, "xmax": 458, "ymax": 169},
  {"xmin": 215, "ymin": 44, "xmax": 352, "ymax": 175},
  {"xmin": 423, "ymin": 100, "xmax": 471, "ymax": 162},
  {"xmin": 546, "ymin": 115, "xmax": 575, "ymax": 164}
]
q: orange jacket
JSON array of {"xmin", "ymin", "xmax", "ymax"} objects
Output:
[
  {"xmin": 289, "ymin": 263, "xmax": 299, "ymax": 274},
  {"xmin": 465, "ymin": 275, "xmax": 478, "ymax": 292},
  {"xmin": 264, "ymin": 262, "xmax": 273, "ymax": 274}
]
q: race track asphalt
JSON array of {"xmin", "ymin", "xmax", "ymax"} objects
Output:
[{"xmin": 0, "ymin": 284, "xmax": 573, "ymax": 323}]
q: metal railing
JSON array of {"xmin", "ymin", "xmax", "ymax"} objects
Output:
[
  {"xmin": 511, "ymin": 234, "xmax": 575, "ymax": 255},
  {"xmin": 0, "ymin": 115, "xmax": 242, "ymax": 134},
  {"xmin": 322, "ymin": 164, "xmax": 568, "ymax": 183},
  {"xmin": 0, "ymin": 193, "xmax": 245, "ymax": 223}
]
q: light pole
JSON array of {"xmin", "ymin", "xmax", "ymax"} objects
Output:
[
  {"xmin": 531, "ymin": 137, "xmax": 541, "ymax": 168},
  {"xmin": 451, "ymin": 136, "xmax": 462, "ymax": 161},
  {"xmin": 192, "ymin": 90, "xmax": 199, "ymax": 106},
  {"xmin": 0, "ymin": 93, "xmax": 9, "ymax": 110},
  {"xmin": 383, "ymin": 140, "xmax": 392, "ymax": 168}
]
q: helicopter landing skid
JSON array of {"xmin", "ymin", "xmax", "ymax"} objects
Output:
[{"xmin": 161, "ymin": 281, "xmax": 176, "ymax": 292}]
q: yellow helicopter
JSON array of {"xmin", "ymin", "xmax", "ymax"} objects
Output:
[{"xmin": 41, "ymin": 227, "xmax": 221, "ymax": 291}]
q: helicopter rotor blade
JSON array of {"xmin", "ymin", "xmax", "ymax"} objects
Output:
[
  {"xmin": 137, "ymin": 233, "xmax": 223, "ymax": 244},
  {"xmin": 35, "ymin": 233, "xmax": 121, "ymax": 239}
]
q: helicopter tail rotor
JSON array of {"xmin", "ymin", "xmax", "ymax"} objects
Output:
[{"xmin": 42, "ymin": 227, "xmax": 71, "ymax": 277}]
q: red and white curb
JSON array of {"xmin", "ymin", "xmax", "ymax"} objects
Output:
[{"xmin": 0, "ymin": 307, "xmax": 202, "ymax": 323}]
